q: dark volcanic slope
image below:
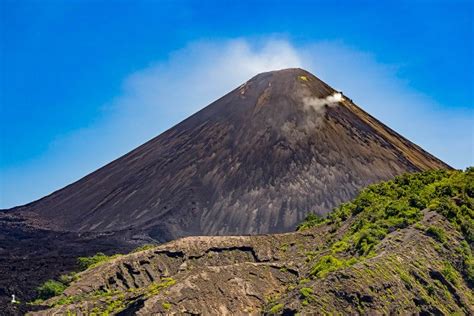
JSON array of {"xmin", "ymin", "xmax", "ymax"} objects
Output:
[{"xmin": 10, "ymin": 68, "xmax": 449, "ymax": 240}]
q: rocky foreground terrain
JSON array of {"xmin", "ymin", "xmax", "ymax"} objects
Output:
[{"xmin": 25, "ymin": 169, "xmax": 473, "ymax": 315}]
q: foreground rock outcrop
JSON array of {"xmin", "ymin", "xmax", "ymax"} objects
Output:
[{"xmin": 29, "ymin": 169, "xmax": 473, "ymax": 315}]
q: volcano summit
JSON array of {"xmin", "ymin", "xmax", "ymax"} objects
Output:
[{"xmin": 7, "ymin": 68, "xmax": 449, "ymax": 241}]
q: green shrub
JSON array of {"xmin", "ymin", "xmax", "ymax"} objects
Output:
[
  {"xmin": 279, "ymin": 243, "xmax": 289, "ymax": 252},
  {"xmin": 146, "ymin": 277, "xmax": 176, "ymax": 297},
  {"xmin": 457, "ymin": 240, "xmax": 474, "ymax": 284},
  {"xmin": 304, "ymin": 251, "xmax": 318, "ymax": 262},
  {"xmin": 77, "ymin": 252, "xmax": 120, "ymax": 271},
  {"xmin": 353, "ymin": 225, "xmax": 387, "ymax": 255},
  {"xmin": 399, "ymin": 270, "xmax": 412, "ymax": 288},
  {"xmin": 299, "ymin": 278, "xmax": 310, "ymax": 285},
  {"xmin": 268, "ymin": 303, "xmax": 284, "ymax": 314},
  {"xmin": 37, "ymin": 280, "xmax": 67, "ymax": 300},
  {"xmin": 297, "ymin": 213, "xmax": 325, "ymax": 231},
  {"xmin": 310, "ymin": 255, "xmax": 346, "ymax": 278},
  {"xmin": 331, "ymin": 241, "xmax": 349, "ymax": 253},
  {"xmin": 132, "ymin": 244, "xmax": 157, "ymax": 253},
  {"xmin": 441, "ymin": 262, "xmax": 459, "ymax": 285},
  {"xmin": 426, "ymin": 226, "xmax": 447, "ymax": 243},
  {"xmin": 466, "ymin": 259, "xmax": 474, "ymax": 285},
  {"xmin": 413, "ymin": 222, "xmax": 426, "ymax": 231},
  {"xmin": 299, "ymin": 287, "xmax": 314, "ymax": 299},
  {"xmin": 58, "ymin": 272, "xmax": 78, "ymax": 285},
  {"xmin": 429, "ymin": 198, "xmax": 458, "ymax": 220}
]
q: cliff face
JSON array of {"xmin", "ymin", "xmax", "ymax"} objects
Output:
[
  {"xmin": 9, "ymin": 68, "xmax": 449, "ymax": 241},
  {"xmin": 29, "ymin": 170, "xmax": 474, "ymax": 315}
]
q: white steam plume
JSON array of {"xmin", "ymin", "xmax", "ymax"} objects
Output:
[{"xmin": 302, "ymin": 92, "xmax": 344, "ymax": 111}]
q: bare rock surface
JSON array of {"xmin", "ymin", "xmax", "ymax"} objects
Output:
[{"xmin": 29, "ymin": 210, "xmax": 473, "ymax": 315}]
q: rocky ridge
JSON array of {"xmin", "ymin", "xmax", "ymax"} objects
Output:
[{"xmin": 29, "ymin": 169, "xmax": 473, "ymax": 315}]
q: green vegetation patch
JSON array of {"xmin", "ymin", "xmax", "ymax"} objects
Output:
[
  {"xmin": 310, "ymin": 255, "xmax": 357, "ymax": 278},
  {"xmin": 298, "ymin": 168, "xmax": 474, "ymax": 285},
  {"xmin": 331, "ymin": 241, "xmax": 349, "ymax": 253},
  {"xmin": 297, "ymin": 213, "xmax": 325, "ymax": 231},
  {"xmin": 162, "ymin": 301, "xmax": 172, "ymax": 310},
  {"xmin": 268, "ymin": 303, "xmax": 284, "ymax": 314},
  {"xmin": 36, "ymin": 280, "xmax": 67, "ymax": 300},
  {"xmin": 441, "ymin": 261, "xmax": 460, "ymax": 285},
  {"xmin": 329, "ymin": 168, "xmax": 473, "ymax": 252},
  {"xmin": 299, "ymin": 287, "xmax": 315, "ymax": 305},
  {"xmin": 426, "ymin": 225, "xmax": 447, "ymax": 243},
  {"xmin": 456, "ymin": 240, "xmax": 474, "ymax": 284},
  {"xmin": 146, "ymin": 277, "xmax": 176, "ymax": 297},
  {"xmin": 132, "ymin": 244, "xmax": 157, "ymax": 253},
  {"xmin": 31, "ymin": 252, "xmax": 122, "ymax": 305},
  {"xmin": 77, "ymin": 252, "xmax": 122, "ymax": 271}
]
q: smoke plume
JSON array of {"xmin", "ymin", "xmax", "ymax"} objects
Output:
[{"xmin": 302, "ymin": 92, "xmax": 344, "ymax": 111}]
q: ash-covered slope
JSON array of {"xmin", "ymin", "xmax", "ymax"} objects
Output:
[{"xmin": 10, "ymin": 68, "xmax": 449, "ymax": 240}]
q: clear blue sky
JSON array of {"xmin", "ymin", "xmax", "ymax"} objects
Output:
[{"xmin": 1, "ymin": 0, "xmax": 473, "ymax": 208}]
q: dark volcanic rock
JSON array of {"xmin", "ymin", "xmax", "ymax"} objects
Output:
[
  {"xmin": 0, "ymin": 211, "xmax": 134, "ymax": 315},
  {"xmin": 7, "ymin": 68, "xmax": 449, "ymax": 241}
]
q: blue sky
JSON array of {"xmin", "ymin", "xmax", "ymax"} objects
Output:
[{"xmin": 1, "ymin": 0, "xmax": 473, "ymax": 208}]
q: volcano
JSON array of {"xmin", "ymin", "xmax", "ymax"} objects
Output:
[
  {"xmin": 1, "ymin": 68, "xmax": 453, "ymax": 313},
  {"xmin": 8, "ymin": 68, "xmax": 449, "ymax": 241}
]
